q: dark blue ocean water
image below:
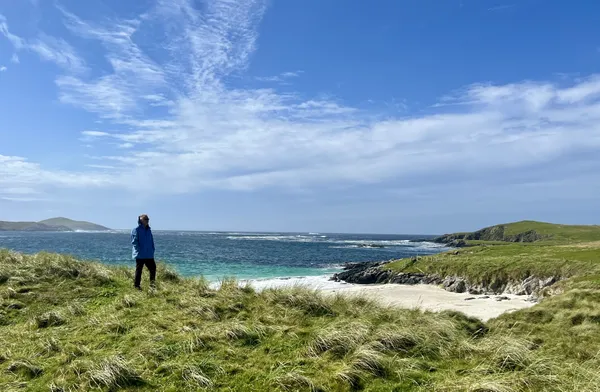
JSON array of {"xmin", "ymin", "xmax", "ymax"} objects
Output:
[{"xmin": 0, "ymin": 231, "xmax": 446, "ymax": 281}]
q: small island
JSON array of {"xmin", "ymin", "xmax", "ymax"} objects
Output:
[{"xmin": 0, "ymin": 217, "xmax": 110, "ymax": 232}]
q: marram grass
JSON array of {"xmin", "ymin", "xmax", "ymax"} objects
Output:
[{"xmin": 1, "ymin": 249, "xmax": 599, "ymax": 391}]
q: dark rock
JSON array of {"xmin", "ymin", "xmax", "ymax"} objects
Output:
[
  {"xmin": 331, "ymin": 261, "xmax": 391, "ymax": 284},
  {"xmin": 478, "ymin": 296, "xmax": 490, "ymax": 299},
  {"xmin": 332, "ymin": 261, "xmax": 560, "ymax": 300},
  {"xmin": 443, "ymin": 277, "xmax": 467, "ymax": 293},
  {"xmin": 464, "ymin": 297, "xmax": 476, "ymax": 301},
  {"xmin": 495, "ymin": 296, "xmax": 511, "ymax": 301},
  {"xmin": 452, "ymin": 280, "xmax": 467, "ymax": 293},
  {"xmin": 331, "ymin": 262, "xmax": 443, "ymax": 286},
  {"xmin": 448, "ymin": 239, "xmax": 468, "ymax": 248},
  {"xmin": 468, "ymin": 286, "xmax": 483, "ymax": 295}
]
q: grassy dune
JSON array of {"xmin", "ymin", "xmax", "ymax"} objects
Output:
[
  {"xmin": 2, "ymin": 221, "xmax": 600, "ymax": 391},
  {"xmin": 0, "ymin": 250, "xmax": 598, "ymax": 391},
  {"xmin": 380, "ymin": 222, "xmax": 600, "ymax": 391}
]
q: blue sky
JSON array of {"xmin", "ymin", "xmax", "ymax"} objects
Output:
[{"xmin": 1, "ymin": 0, "xmax": 600, "ymax": 234}]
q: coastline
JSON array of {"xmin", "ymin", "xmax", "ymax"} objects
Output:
[
  {"xmin": 235, "ymin": 273, "xmax": 535, "ymax": 321},
  {"xmin": 319, "ymin": 282, "xmax": 535, "ymax": 322}
]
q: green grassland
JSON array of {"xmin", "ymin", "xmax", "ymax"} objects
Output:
[
  {"xmin": 436, "ymin": 220, "xmax": 600, "ymax": 247},
  {"xmin": 387, "ymin": 243, "xmax": 600, "ymax": 285},
  {"xmin": 391, "ymin": 221, "xmax": 600, "ymax": 284},
  {"xmin": 499, "ymin": 220, "xmax": 600, "ymax": 243},
  {"xmin": 1, "ymin": 221, "xmax": 600, "ymax": 391}
]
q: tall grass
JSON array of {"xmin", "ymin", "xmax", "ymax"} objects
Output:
[{"xmin": 0, "ymin": 249, "xmax": 599, "ymax": 390}]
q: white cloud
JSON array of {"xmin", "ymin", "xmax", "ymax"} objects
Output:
[
  {"xmin": 0, "ymin": 66, "xmax": 6, "ymax": 72},
  {"xmin": 488, "ymin": 4, "xmax": 516, "ymax": 12},
  {"xmin": 256, "ymin": 70, "xmax": 302, "ymax": 83},
  {"xmin": 81, "ymin": 130, "xmax": 111, "ymax": 137},
  {"xmin": 85, "ymin": 164, "xmax": 116, "ymax": 170},
  {"xmin": 10, "ymin": 53, "xmax": 19, "ymax": 63},
  {"xmin": 0, "ymin": 15, "xmax": 86, "ymax": 73},
  {"xmin": 28, "ymin": 34, "xmax": 87, "ymax": 73},
  {"xmin": 55, "ymin": 6, "xmax": 165, "ymax": 120},
  {"xmin": 2, "ymin": 1, "xmax": 600, "ymax": 201},
  {"xmin": 0, "ymin": 155, "xmax": 114, "ymax": 188},
  {"xmin": 0, "ymin": 14, "xmax": 25, "ymax": 49}
]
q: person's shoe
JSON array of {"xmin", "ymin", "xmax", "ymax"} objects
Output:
[{"xmin": 134, "ymin": 286, "xmax": 142, "ymax": 291}]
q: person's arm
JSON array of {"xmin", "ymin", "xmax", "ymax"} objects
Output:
[
  {"xmin": 151, "ymin": 231, "xmax": 155, "ymax": 252},
  {"xmin": 131, "ymin": 228, "xmax": 140, "ymax": 255}
]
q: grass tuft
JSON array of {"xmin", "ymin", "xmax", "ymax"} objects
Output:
[
  {"xmin": 67, "ymin": 303, "xmax": 86, "ymax": 316},
  {"xmin": 482, "ymin": 336, "xmax": 533, "ymax": 371},
  {"xmin": 88, "ymin": 356, "xmax": 143, "ymax": 389},
  {"xmin": 336, "ymin": 366, "xmax": 366, "ymax": 389},
  {"xmin": 269, "ymin": 287, "xmax": 337, "ymax": 316},
  {"xmin": 40, "ymin": 337, "xmax": 61, "ymax": 355},
  {"xmin": 7, "ymin": 360, "xmax": 43, "ymax": 379},
  {"xmin": 309, "ymin": 322, "xmax": 370, "ymax": 357},
  {"xmin": 275, "ymin": 371, "xmax": 319, "ymax": 391},
  {"xmin": 182, "ymin": 366, "xmax": 213, "ymax": 388},
  {"xmin": 120, "ymin": 294, "xmax": 137, "ymax": 308},
  {"xmin": 350, "ymin": 347, "xmax": 388, "ymax": 376},
  {"xmin": 34, "ymin": 311, "xmax": 65, "ymax": 328},
  {"xmin": 373, "ymin": 328, "xmax": 422, "ymax": 352},
  {"xmin": 157, "ymin": 262, "xmax": 180, "ymax": 282},
  {"xmin": 224, "ymin": 323, "xmax": 268, "ymax": 345}
]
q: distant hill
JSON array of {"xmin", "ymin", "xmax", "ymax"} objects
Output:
[
  {"xmin": 0, "ymin": 217, "xmax": 110, "ymax": 232},
  {"xmin": 434, "ymin": 220, "xmax": 600, "ymax": 246}
]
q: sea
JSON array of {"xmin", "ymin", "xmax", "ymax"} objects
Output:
[{"xmin": 0, "ymin": 231, "xmax": 448, "ymax": 288}]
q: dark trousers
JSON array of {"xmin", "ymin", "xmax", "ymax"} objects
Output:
[{"xmin": 134, "ymin": 258, "xmax": 156, "ymax": 288}]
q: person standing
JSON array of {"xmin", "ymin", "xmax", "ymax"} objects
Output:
[{"xmin": 131, "ymin": 214, "xmax": 156, "ymax": 290}]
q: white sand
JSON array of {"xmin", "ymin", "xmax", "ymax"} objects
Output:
[
  {"xmin": 238, "ymin": 275, "xmax": 537, "ymax": 322},
  {"xmin": 321, "ymin": 283, "xmax": 536, "ymax": 321}
]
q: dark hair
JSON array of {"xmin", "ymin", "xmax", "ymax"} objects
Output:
[{"xmin": 138, "ymin": 214, "xmax": 149, "ymax": 225}]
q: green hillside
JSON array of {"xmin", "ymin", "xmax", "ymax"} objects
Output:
[
  {"xmin": 39, "ymin": 217, "xmax": 110, "ymax": 231},
  {"xmin": 501, "ymin": 220, "xmax": 600, "ymax": 243},
  {"xmin": 435, "ymin": 220, "xmax": 600, "ymax": 246},
  {"xmin": 1, "ymin": 250, "xmax": 599, "ymax": 391},
  {"xmin": 0, "ymin": 218, "xmax": 109, "ymax": 232}
]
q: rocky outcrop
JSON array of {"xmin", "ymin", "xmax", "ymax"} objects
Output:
[
  {"xmin": 331, "ymin": 261, "xmax": 559, "ymax": 300},
  {"xmin": 331, "ymin": 261, "xmax": 443, "ymax": 285},
  {"xmin": 434, "ymin": 225, "xmax": 546, "ymax": 246}
]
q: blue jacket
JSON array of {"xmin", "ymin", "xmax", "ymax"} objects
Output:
[{"xmin": 131, "ymin": 225, "xmax": 155, "ymax": 260}]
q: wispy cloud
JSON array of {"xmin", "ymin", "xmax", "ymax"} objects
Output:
[
  {"xmin": 0, "ymin": 14, "xmax": 86, "ymax": 73},
  {"xmin": 10, "ymin": 53, "xmax": 19, "ymax": 63},
  {"xmin": 488, "ymin": 4, "xmax": 516, "ymax": 12},
  {"xmin": 0, "ymin": 14, "xmax": 25, "ymax": 48},
  {"xmin": 2, "ymin": 0, "xmax": 600, "ymax": 204},
  {"xmin": 28, "ymin": 34, "xmax": 87, "ymax": 73},
  {"xmin": 0, "ymin": 66, "xmax": 6, "ymax": 72},
  {"xmin": 54, "ymin": 5, "xmax": 165, "ymax": 120},
  {"xmin": 0, "ymin": 155, "xmax": 114, "ymax": 202},
  {"xmin": 256, "ymin": 70, "xmax": 303, "ymax": 83}
]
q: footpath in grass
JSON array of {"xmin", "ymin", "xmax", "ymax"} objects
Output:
[{"xmin": 1, "ymin": 250, "xmax": 599, "ymax": 391}]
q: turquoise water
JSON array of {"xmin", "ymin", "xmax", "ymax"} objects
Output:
[{"xmin": 0, "ymin": 231, "xmax": 447, "ymax": 281}]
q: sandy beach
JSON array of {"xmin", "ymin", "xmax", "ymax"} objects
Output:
[
  {"xmin": 321, "ymin": 282, "xmax": 536, "ymax": 321},
  {"xmin": 244, "ymin": 276, "xmax": 537, "ymax": 321}
]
